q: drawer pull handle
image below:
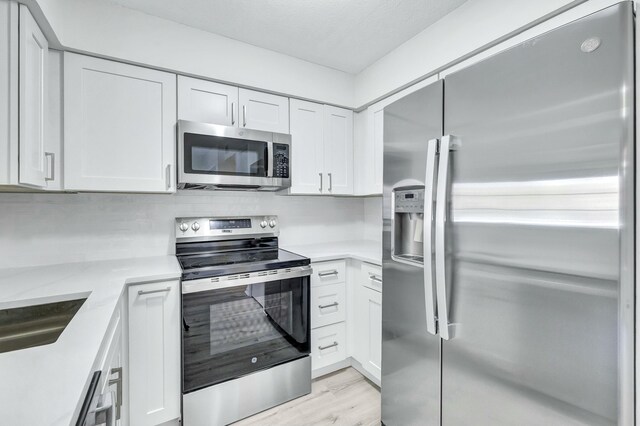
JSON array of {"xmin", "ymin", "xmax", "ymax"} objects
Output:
[
  {"xmin": 369, "ymin": 274, "xmax": 383, "ymax": 284},
  {"xmin": 318, "ymin": 341, "xmax": 338, "ymax": 351},
  {"xmin": 318, "ymin": 270, "xmax": 339, "ymax": 277},
  {"xmin": 318, "ymin": 302, "xmax": 339, "ymax": 309},
  {"xmin": 138, "ymin": 287, "xmax": 171, "ymax": 296}
]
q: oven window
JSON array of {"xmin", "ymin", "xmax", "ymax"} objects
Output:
[
  {"xmin": 184, "ymin": 133, "xmax": 268, "ymax": 177},
  {"xmin": 182, "ymin": 277, "xmax": 310, "ymax": 393}
]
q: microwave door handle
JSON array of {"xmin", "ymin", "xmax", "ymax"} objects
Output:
[
  {"xmin": 423, "ymin": 138, "xmax": 439, "ymax": 336},
  {"xmin": 267, "ymin": 142, "xmax": 274, "ymax": 177},
  {"xmin": 434, "ymin": 134, "xmax": 461, "ymax": 340}
]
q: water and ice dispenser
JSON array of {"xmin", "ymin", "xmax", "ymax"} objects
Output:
[{"xmin": 391, "ymin": 187, "xmax": 425, "ymax": 265}]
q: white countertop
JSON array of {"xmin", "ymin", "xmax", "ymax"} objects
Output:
[
  {"xmin": 283, "ymin": 240, "xmax": 382, "ymax": 266},
  {"xmin": 0, "ymin": 256, "xmax": 181, "ymax": 426}
]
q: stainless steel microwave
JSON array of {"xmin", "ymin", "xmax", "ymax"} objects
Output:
[{"xmin": 177, "ymin": 120, "xmax": 291, "ymax": 191}]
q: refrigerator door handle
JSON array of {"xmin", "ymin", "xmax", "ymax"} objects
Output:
[
  {"xmin": 423, "ymin": 138, "xmax": 439, "ymax": 335},
  {"xmin": 434, "ymin": 134, "xmax": 460, "ymax": 340}
]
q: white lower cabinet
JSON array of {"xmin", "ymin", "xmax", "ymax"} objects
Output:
[
  {"xmin": 127, "ymin": 280, "xmax": 181, "ymax": 426},
  {"xmin": 354, "ymin": 262, "xmax": 383, "ymax": 383},
  {"xmin": 311, "ymin": 322, "xmax": 347, "ymax": 371},
  {"xmin": 359, "ymin": 286, "xmax": 382, "ymax": 380},
  {"xmin": 311, "ymin": 282, "xmax": 346, "ymax": 328}
]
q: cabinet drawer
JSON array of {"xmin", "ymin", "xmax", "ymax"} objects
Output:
[
  {"xmin": 311, "ymin": 260, "xmax": 346, "ymax": 287},
  {"xmin": 311, "ymin": 322, "xmax": 346, "ymax": 371},
  {"xmin": 311, "ymin": 282, "xmax": 346, "ymax": 329},
  {"xmin": 361, "ymin": 262, "xmax": 382, "ymax": 292}
]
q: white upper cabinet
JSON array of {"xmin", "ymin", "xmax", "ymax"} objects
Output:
[
  {"xmin": 289, "ymin": 99, "xmax": 324, "ymax": 194},
  {"xmin": 289, "ymin": 101, "xmax": 353, "ymax": 195},
  {"xmin": 64, "ymin": 53, "xmax": 177, "ymax": 193},
  {"xmin": 239, "ymin": 88, "xmax": 289, "ymax": 133},
  {"xmin": 177, "ymin": 76, "xmax": 238, "ymax": 126},
  {"xmin": 19, "ymin": 4, "xmax": 48, "ymax": 188},
  {"xmin": 354, "ymin": 76, "xmax": 440, "ymax": 196},
  {"xmin": 323, "ymin": 105, "xmax": 353, "ymax": 195},
  {"xmin": 44, "ymin": 49, "xmax": 63, "ymax": 191}
]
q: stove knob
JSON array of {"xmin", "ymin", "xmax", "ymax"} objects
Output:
[
  {"xmin": 260, "ymin": 220, "xmax": 268, "ymax": 228},
  {"xmin": 269, "ymin": 219, "xmax": 277, "ymax": 228},
  {"xmin": 191, "ymin": 222, "xmax": 200, "ymax": 231},
  {"xmin": 179, "ymin": 222, "xmax": 189, "ymax": 232}
]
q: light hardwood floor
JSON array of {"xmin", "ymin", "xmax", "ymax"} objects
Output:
[{"xmin": 232, "ymin": 367, "xmax": 381, "ymax": 426}]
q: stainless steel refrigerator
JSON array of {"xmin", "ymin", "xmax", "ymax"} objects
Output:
[{"xmin": 381, "ymin": 2, "xmax": 634, "ymax": 425}]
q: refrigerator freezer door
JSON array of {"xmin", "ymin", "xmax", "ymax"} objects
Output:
[
  {"xmin": 382, "ymin": 80, "xmax": 443, "ymax": 426},
  {"xmin": 441, "ymin": 3, "xmax": 634, "ymax": 425}
]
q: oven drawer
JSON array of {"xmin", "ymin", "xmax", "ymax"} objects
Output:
[
  {"xmin": 311, "ymin": 260, "xmax": 346, "ymax": 287},
  {"xmin": 311, "ymin": 282, "xmax": 346, "ymax": 329},
  {"xmin": 311, "ymin": 322, "xmax": 346, "ymax": 371},
  {"xmin": 361, "ymin": 262, "xmax": 382, "ymax": 292}
]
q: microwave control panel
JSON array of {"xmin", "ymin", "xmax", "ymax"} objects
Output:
[{"xmin": 273, "ymin": 143, "xmax": 290, "ymax": 179}]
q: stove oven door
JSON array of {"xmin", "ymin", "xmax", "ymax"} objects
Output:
[{"xmin": 182, "ymin": 272, "xmax": 310, "ymax": 394}]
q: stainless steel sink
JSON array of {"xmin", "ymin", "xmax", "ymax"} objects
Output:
[{"xmin": 0, "ymin": 298, "xmax": 86, "ymax": 353}]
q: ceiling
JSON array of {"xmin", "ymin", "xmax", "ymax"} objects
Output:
[{"xmin": 105, "ymin": 0, "xmax": 468, "ymax": 74}]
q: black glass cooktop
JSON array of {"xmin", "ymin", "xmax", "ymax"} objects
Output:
[{"xmin": 177, "ymin": 237, "xmax": 309, "ymax": 281}]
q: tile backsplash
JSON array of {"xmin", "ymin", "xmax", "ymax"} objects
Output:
[{"xmin": 0, "ymin": 191, "xmax": 366, "ymax": 268}]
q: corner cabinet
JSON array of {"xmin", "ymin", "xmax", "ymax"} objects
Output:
[
  {"xmin": 64, "ymin": 53, "xmax": 177, "ymax": 193},
  {"xmin": 0, "ymin": 2, "xmax": 56, "ymax": 190},
  {"xmin": 18, "ymin": 4, "xmax": 48, "ymax": 188},
  {"xmin": 128, "ymin": 280, "xmax": 181, "ymax": 426},
  {"xmin": 289, "ymin": 101, "xmax": 353, "ymax": 195}
]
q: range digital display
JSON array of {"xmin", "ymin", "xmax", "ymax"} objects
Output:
[
  {"xmin": 209, "ymin": 219, "xmax": 252, "ymax": 230},
  {"xmin": 404, "ymin": 194, "xmax": 415, "ymax": 199}
]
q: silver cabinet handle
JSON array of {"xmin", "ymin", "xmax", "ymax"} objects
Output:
[
  {"xmin": 231, "ymin": 102, "xmax": 235, "ymax": 125},
  {"xmin": 423, "ymin": 138, "xmax": 439, "ymax": 336},
  {"xmin": 328, "ymin": 172, "xmax": 333, "ymax": 191},
  {"xmin": 44, "ymin": 152, "xmax": 55, "ymax": 181},
  {"xmin": 318, "ymin": 270, "xmax": 338, "ymax": 277},
  {"xmin": 108, "ymin": 367, "xmax": 123, "ymax": 420},
  {"xmin": 242, "ymin": 105, "xmax": 247, "ymax": 127},
  {"xmin": 368, "ymin": 273, "xmax": 383, "ymax": 284},
  {"xmin": 319, "ymin": 173, "xmax": 323, "ymax": 192},
  {"xmin": 434, "ymin": 135, "xmax": 461, "ymax": 340},
  {"xmin": 138, "ymin": 286, "xmax": 171, "ymax": 296},
  {"xmin": 165, "ymin": 164, "xmax": 171, "ymax": 191},
  {"xmin": 318, "ymin": 302, "xmax": 339, "ymax": 309},
  {"xmin": 318, "ymin": 341, "xmax": 338, "ymax": 351}
]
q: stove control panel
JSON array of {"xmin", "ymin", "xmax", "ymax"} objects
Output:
[{"xmin": 176, "ymin": 216, "xmax": 278, "ymax": 240}]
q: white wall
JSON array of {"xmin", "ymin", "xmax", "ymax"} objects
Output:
[
  {"xmin": 0, "ymin": 192, "xmax": 364, "ymax": 269},
  {"xmin": 29, "ymin": 0, "xmax": 355, "ymax": 107},
  {"xmin": 354, "ymin": 0, "xmax": 581, "ymax": 106},
  {"xmin": 363, "ymin": 196, "xmax": 382, "ymax": 243}
]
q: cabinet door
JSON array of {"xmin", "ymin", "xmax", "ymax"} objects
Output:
[
  {"xmin": 177, "ymin": 76, "xmax": 238, "ymax": 126},
  {"xmin": 128, "ymin": 280, "xmax": 180, "ymax": 426},
  {"xmin": 44, "ymin": 49, "xmax": 62, "ymax": 190},
  {"xmin": 362, "ymin": 287, "xmax": 382, "ymax": 381},
  {"xmin": 64, "ymin": 53, "xmax": 176, "ymax": 193},
  {"xmin": 18, "ymin": 4, "xmax": 47, "ymax": 188},
  {"xmin": 289, "ymin": 99, "xmax": 324, "ymax": 194},
  {"xmin": 239, "ymin": 88, "xmax": 289, "ymax": 133},
  {"xmin": 323, "ymin": 105, "xmax": 353, "ymax": 195}
]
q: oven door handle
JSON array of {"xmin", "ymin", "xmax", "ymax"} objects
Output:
[{"xmin": 181, "ymin": 266, "xmax": 313, "ymax": 294}]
